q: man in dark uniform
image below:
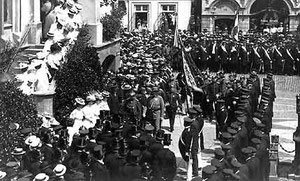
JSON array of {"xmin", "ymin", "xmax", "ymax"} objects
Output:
[
  {"xmin": 166, "ymin": 88, "xmax": 182, "ymax": 132},
  {"xmin": 239, "ymin": 42, "xmax": 250, "ymax": 74},
  {"xmin": 179, "ymin": 108, "xmax": 204, "ymax": 177},
  {"xmin": 208, "ymin": 40, "xmax": 220, "ymax": 72},
  {"xmin": 123, "ymin": 89, "xmax": 142, "ymax": 123},
  {"xmin": 215, "ymin": 99, "xmax": 228, "ymax": 140}
]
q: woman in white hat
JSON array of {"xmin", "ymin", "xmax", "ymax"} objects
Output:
[
  {"xmin": 68, "ymin": 97, "xmax": 85, "ymax": 145},
  {"xmin": 33, "ymin": 173, "xmax": 49, "ymax": 181},
  {"xmin": 0, "ymin": 171, "xmax": 6, "ymax": 180},
  {"xmin": 53, "ymin": 164, "xmax": 67, "ymax": 180},
  {"xmin": 82, "ymin": 94, "xmax": 98, "ymax": 129}
]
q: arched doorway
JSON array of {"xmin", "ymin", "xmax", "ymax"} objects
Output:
[
  {"xmin": 249, "ymin": 0, "xmax": 289, "ymax": 32},
  {"xmin": 215, "ymin": 18, "xmax": 234, "ymax": 34},
  {"xmin": 102, "ymin": 55, "xmax": 116, "ymax": 73}
]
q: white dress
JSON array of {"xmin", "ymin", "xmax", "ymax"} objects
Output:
[
  {"xmin": 34, "ymin": 62, "xmax": 51, "ymax": 92},
  {"xmin": 82, "ymin": 104, "xmax": 99, "ymax": 129},
  {"xmin": 68, "ymin": 107, "xmax": 84, "ymax": 145}
]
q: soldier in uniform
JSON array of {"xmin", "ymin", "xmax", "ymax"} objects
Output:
[
  {"xmin": 123, "ymin": 89, "xmax": 142, "ymax": 123},
  {"xmin": 146, "ymin": 87, "xmax": 165, "ymax": 132}
]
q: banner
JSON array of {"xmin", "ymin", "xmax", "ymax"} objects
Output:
[
  {"xmin": 231, "ymin": 10, "xmax": 239, "ymax": 41},
  {"xmin": 182, "ymin": 50, "xmax": 198, "ymax": 88}
]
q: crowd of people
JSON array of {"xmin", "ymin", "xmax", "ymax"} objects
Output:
[
  {"xmin": 179, "ymin": 30, "xmax": 300, "ymax": 76},
  {"xmin": 16, "ymin": 0, "xmax": 82, "ymax": 95},
  {"xmin": 0, "ymin": 0, "xmax": 286, "ymax": 180}
]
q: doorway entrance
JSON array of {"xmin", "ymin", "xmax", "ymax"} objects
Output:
[{"xmin": 215, "ymin": 18, "xmax": 234, "ymax": 34}]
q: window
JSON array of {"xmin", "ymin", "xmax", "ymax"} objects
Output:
[
  {"xmin": 161, "ymin": 5, "xmax": 176, "ymax": 12},
  {"xmin": 4, "ymin": 0, "xmax": 12, "ymax": 24},
  {"xmin": 135, "ymin": 5, "xmax": 148, "ymax": 12}
]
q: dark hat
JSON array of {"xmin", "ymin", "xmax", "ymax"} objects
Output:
[
  {"xmin": 214, "ymin": 148, "xmax": 225, "ymax": 160},
  {"xmin": 93, "ymin": 145, "xmax": 104, "ymax": 160},
  {"xmin": 145, "ymin": 124, "xmax": 155, "ymax": 132},
  {"xmin": 163, "ymin": 133, "xmax": 172, "ymax": 146},
  {"xmin": 247, "ymin": 146, "xmax": 257, "ymax": 153},
  {"xmin": 251, "ymin": 138, "xmax": 262, "ymax": 147},
  {"xmin": 221, "ymin": 143, "xmax": 232, "ymax": 152},
  {"xmin": 202, "ymin": 165, "xmax": 217, "ymax": 179},
  {"xmin": 241, "ymin": 147, "xmax": 253, "ymax": 158},
  {"xmin": 211, "ymin": 158, "xmax": 222, "ymax": 169},
  {"xmin": 236, "ymin": 116, "xmax": 247, "ymax": 123},
  {"xmin": 230, "ymin": 158, "xmax": 242, "ymax": 169},
  {"xmin": 156, "ymin": 130, "xmax": 165, "ymax": 141},
  {"xmin": 79, "ymin": 129, "xmax": 89, "ymax": 137},
  {"xmin": 253, "ymin": 130, "xmax": 263, "ymax": 138},
  {"xmin": 234, "ymin": 110, "xmax": 245, "ymax": 116},
  {"xmin": 222, "ymin": 168, "xmax": 234, "ymax": 177},
  {"xmin": 253, "ymin": 112, "xmax": 263, "ymax": 119},
  {"xmin": 193, "ymin": 105, "xmax": 203, "ymax": 113},
  {"xmin": 130, "ymin": 149, "xmax": 141, "ymax": 163},
  {"xmin": 256, "ymin": 122, "xmax": 266, "ymax": 131},
  {"xmin": 188, "ymin": 108, "xmax": 198, "ymax": 115},
  {"xmin": 227, "ymin": 128, "xmax": 237, "ymax": 135},
  {"xmin": 77, "ymin": 137, "xmax": 87, "ymax": 149},
  {"xmin": 221, "ymin": 132, "xmax": 233, "ymax": 143},
  {"xmin": 20, "ymin": 128, "xmax": 32, "ymax": 135},
  {"xmin": 184, "ymin": 117, "xmax": 193, "ymax": 123},
  {"xmin": 53, "ymin": 125, "xmax": 63, "ymax": 132},
  {"xmin": 230, "ymin": 122, "xmax": 240, "ymax": 130}
]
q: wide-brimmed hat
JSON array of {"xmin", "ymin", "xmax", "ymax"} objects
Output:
[
  {"xmin": 53, "ymin": 164, "xmax": 67, "ymax": 176},
  {"xmin": 12, "ymin": 147, "xmax": 26, "ymax": 156},
  {"xmin": 0, "ymin": 171, "xmax": 6, "ymax": 179},
  {"xmin": 25, "ymin": 135, "xmax": 39, "ymax": 146},
  {"xmin": 75, "ymin": 97, "xmax": 85, "ymax": 105},
  {"xmin": 86, "ymin": 95, "xmax": 96, "ymax": 102},
  {"xmin": 33, "ymin": 173, "xmax": 49, "ymax": 181}
]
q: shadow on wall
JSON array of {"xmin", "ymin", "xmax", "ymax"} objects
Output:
[{"xmin": 102, "ymin": 55, "xmax": 116, "ymax": 72}]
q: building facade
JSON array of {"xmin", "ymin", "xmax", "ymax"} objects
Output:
[
  {"xmin": 0, "ymin": 0, "xmax": 41, "ymax": 44},
  {"xmin": 201, "ymin": 0, "xmax": 300, "ymax": 33},
  {"xmin": 122, "ymin": 0, "xmax": 192, "ymax": 32}
]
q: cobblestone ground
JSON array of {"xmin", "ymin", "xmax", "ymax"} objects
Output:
[{"xmin": 161, "ymin": 75, "xmax": 300, "ymax": 180}]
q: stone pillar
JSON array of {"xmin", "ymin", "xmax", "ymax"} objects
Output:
[
  {"xmin": 32, "ymin": 92, "xmax": 55, "ymax": 117},
  {"xmin": 78, "ymin": 0, "xmax": 104, "ymax": 45},
  {"xmin": 0, "ymin": 0, "xmax": 4, "ymax": 37}
]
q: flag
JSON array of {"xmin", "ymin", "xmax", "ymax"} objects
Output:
[
  {"xmin": 173, "ymin": 27, "xmax": 180, "ymax": 48},
  {"xmin": 231, "ymin": 10, "xmax": 239, "ymax": 41},
  {"xmin": 182, "ymin": 51, "xmax": 198, "ymax": 88}
]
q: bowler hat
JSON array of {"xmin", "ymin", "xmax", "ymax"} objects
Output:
[
  {"xmin": 156, "ymin": 130, "xmax": 165, "ymax": 141},
  {"xmin": 163, "ymin": 133, "xmax": 172, "ymax": 146},
  {"xmin": 77, "ymin": 137, "xmax": 87, "ymax": 149},
  {"xmin": 184, "ymin": 117, "xmax": 193, "ymax": 123},
  {"xmin": 214, "ymin": 148, "xmax": 225, "ymax": 160},
  {"xmin": 202, "ymin": 165, "xmax": 217, "ymax": 179},
  {"xmin": 188, "ymin": 108, "xmax": 198, "ymax": 115}
]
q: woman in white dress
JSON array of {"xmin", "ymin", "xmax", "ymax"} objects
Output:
[
  {"xmin": 68, "ymin": 97, "xmax": 85, "ymax": 145},
  {"xmin": 82, "ymin": 95, "xmax": 98, "ymax": 129}
]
